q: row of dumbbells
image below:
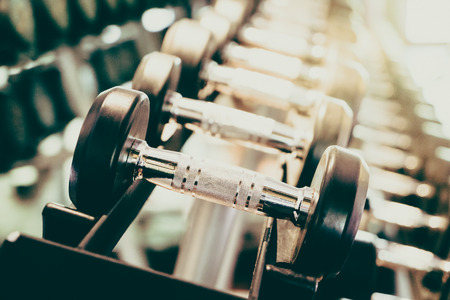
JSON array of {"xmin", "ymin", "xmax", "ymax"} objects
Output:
[
  {"xmin": 52, "ymin": 0, "xmax": 372, "ymax": 299},
  {"xmin": 324, "ymin": 45, "xmax": 450, "ymax": 300},
  {"xmin": 41, "ymin": 0, "xmax": 450, "ymax": 299},
  {"xmin": 165, "ymin": 2, "xmax": 450, "ymax": 299},
  {"xmin": 330, "ymin": 17, "xmax": 450, "ymax": 299},
  {"xmin": 0, "ymin": 0, "xmax": 190, "ymax": 64},
  {"xmin": 134, "ymin": 1, "xmax": 450, "ymax": 299},
  {"xmin": 0, "ymin": 4, "xmax": 187, "ymax": 172}
]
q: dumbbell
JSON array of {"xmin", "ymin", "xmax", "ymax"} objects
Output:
[
  {"xmin": 213, "ymin": 0, "xmax": 356, "ymax": 44},
  {"xmin": 0, "ymin": 70, "xmax": 36, "ymax": 170},
  {"xmin": 131, "ymin": 51, "xmax": 352, "ymax": 188},
  {"xmin": 69, "ymin": 86, "xmax": 369, "ymax": 278},
  {"xmin": 195, "ymin": 11, "xmax": 368, "ymax": 110},
  {"xmin": 85, "ymin": 22, "xmax": 153, "ymax": 92},
  {"xmin": 253, "ymin": 0, "xmax": 361, "ymax": 44},
  {"xmin": 161, "ymin": 19, "xmax": 355, "ymax": 127},
  {"xmin": 365, "ymin": 196, "xmax": 448, "ymax": 231},
  {"xmin": 361, "ymin": 196, "xmax": 449, "ymax": 257},
  {"xmin": 353, "ymin": 98, "xmax": 450, "ymax": 186},
  {"xmin": 227, "ymin": 3, "xmax": 361, "ymax": 66}
]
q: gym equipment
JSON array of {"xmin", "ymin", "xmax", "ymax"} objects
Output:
[
  {"xmin": 69, "ymin": 86, "xmax": 369, "ymax": 278},
  {"xmin": 193, "ymin": 12, "xmax": 368, "ymax": 111},
  {"xmin": 132, "ymin": 51, "xmax": 352, "ymax": 187},
  {"xmin": 161, "ymin": 18, "xmax": 356, "ymax": 122}
]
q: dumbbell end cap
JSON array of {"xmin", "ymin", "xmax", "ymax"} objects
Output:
[
  {"xmin": 69, "ymin": 87, "xmax": 149, "ymax": 216},
  {"xmin": 294, "ymin": 146, "xmax": 369, "ymax": 278}
]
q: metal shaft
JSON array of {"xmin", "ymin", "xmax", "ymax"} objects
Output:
[
  {"xmin": 238, "ymin": 25, "xmax": 325, "ymax": 63},
  {"xmin": 203, "ymin": 61, "xmax": 323, "ymax": 112},
  {"xmin": 165, "ymin": 92, "xmax": 307, "ymax": 157},
  {"xmin": 223, "ymin": 42, "xmax": 323, "ymax": 84},
  {"xmin": 128, "ymin": 139, "xmax": 314, "ymax": 226}
]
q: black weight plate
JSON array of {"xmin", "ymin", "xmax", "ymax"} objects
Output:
[
  {"xmin": 161, "ymin": 18, "xmax": 214, "ymax": 98},
  {"xmin": 315, "ymin": 235, "xmax": 377, "ymax": 300},
  {"xmin": 90, "ymin": 38, "xmax": 141, "ymax": 91},
  {"xmin": 0, "ymin": 87, "xmax": 37, "ymax": 164},
  {"xmin": 132, "ymin": 52, "xmax": 181, "ymax": 147},
  {"xmin": 29, "ymin": 78, "xmax": 59, "ymax": 134},
  {"xmin": 297, "ymin": 97, "xmax": 353, "ymax": 187},
  {"xmin": 293, "ymin": 146, "xmax": 369, "ymax": 278},
  {"xmin": 69, "ymin": 87, "xmax": 149, "ymax": 216}
]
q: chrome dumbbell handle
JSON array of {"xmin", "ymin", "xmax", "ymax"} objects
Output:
[
  {"xmin": 128, "ymin": 139, "xmax": 314, "ymax": 226},
  {"xmin": 238, "ymin": 26, "xmax": 326, "ymax": 62},
  {"xmin": 358, "ymin": 231, "xmax": 450, "ymax": 273},
  {"xmin": 203, "ymin": 61, "xmax": 322, "ymax": 112},
  {"xmin": 165, "ymin": 91, "xmax": 308, "ymax": 156},
  {"xmin": 223, "ymin": 42, "xmax": 324, "ymax": 83}
]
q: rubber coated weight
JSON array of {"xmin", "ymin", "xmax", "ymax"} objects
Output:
[
  {"xmin": 161, "ymin": 18, "xmax": 214, "ymax": 98},
  {"xmin": 132, "ymin": 52, "xmax": 181, "ymax": 147},
  {"xmin": 297, "ymin": 97, "xmax": 353, "ymax": 187},
  {"xmin": 69, "ymin": 87, "xmax": 149, "ymax": 216},
  {"xmin": 293, "ymin": 146, "xmax": 369, "ymax": 278}
]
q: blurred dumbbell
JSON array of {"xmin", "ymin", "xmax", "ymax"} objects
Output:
[
  {"xmin": 0, "ymin": 68, "xmax": 36, "ymax": 170},
  {"xmin": 161, "ymin": 20, "xmax": 359, "ymax": 187},
  {"xmin": 362, "ymin": 196, "xmax": 448, "ymax": 252},
  {"xmin": 6, "ymin": 60, "xmax": 61, "ymax": 142},
  {"xmin": 351, "ymin": 120, "xmax": 450, "ymax": 185},
  {"xmin": 253, "ymin": 0, "xmax": 361, "ymax": 44},
  {"xmin": 68, "ymin": 86, "xmax": 369, "ymax": 280},
  {"xmin": 161, "ymin": 19, "xmax": 353, "ymax": 122},
  {"xmin": 83, "ymin": 22, "xmax": 153, "ymax": 91},
  {"xmin": 194, "ymin": 10, "xmax": 368, "ymax": 111},
  {"xmin": 368, "ymin": 166, "xmax": 437, "ymax": 211},
  {"xmin": 217, "ymin": 0, "xmax": 359, "ymax": 66},
  {"xmin": 132, "ymin": 51, "xmax": 352, "ymax": 190},
  {"xmin": 11, "ymin": 48, "xmax": 98, "ymax": 128}
]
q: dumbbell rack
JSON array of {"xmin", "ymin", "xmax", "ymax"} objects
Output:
[{"xmin": 0, "ymin": 179, "xmax": 318, "ymax": 299}]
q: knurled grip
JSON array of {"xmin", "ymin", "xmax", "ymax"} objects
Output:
[
  {"xmin": 138, "ymin": 145, "xmax": 302, "ymax": 219},
  {"xmin": 151, "ymin": 149, "xmax": 266, "ymax": 212}
]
